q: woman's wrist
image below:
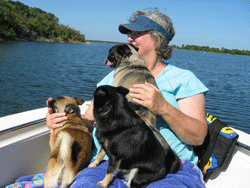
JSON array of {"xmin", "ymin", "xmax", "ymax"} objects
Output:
[{"xmin": 157, "ymin": 99, "xmax": 170, "ymax": 117}]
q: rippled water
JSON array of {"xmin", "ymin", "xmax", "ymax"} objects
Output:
[{"xmin": 0, "ymin": 42, "xmax": 249, "ymax": 134}]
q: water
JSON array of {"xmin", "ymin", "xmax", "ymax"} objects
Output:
[{"xmin": 0, "ymin": 42, "xmax": 249, "ymax": 134}]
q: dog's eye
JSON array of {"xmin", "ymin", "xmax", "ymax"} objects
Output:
[{"xmin": 110, "ymin": 54, "xmax": 115, "ymax": 59}]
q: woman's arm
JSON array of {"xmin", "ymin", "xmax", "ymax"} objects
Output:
[
  {"xmin": 129, "ymin": 82, "xmax": 208, "ymax": 146},
  {"xmin": 81, "ymin": 100, "xmax": 95, "ymax": 134}
]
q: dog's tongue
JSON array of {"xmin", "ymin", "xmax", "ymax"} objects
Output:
[{"xmin": 104, "ymin": 59, "xmax": 113, "ymax": 67}]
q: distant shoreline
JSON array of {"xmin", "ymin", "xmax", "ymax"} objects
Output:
[
  {"xmin": 173, "ymin": 48, "xmax": 250, "ymax": 57},
  {"xmin": 85, "ymin": 40, "xmax": 125, "ymax": 44},
  {"xmin": 1, "ymin": 38, "xmax": 249, "ymax": 57},
  {"xmin": 0, "ymin": 38, "xmax": 124, "ymax": 45},
  {"xmin": 79, "ymin": 40, "xmax": 250, "ymax": 56}
]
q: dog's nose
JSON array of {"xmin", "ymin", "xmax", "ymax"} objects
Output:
[
  {"xmin": 47, "ymin": 100, "xmax": 55, "ymax": 108},
  {"xmin": 46, "ymin": 97, "xmax": 54, "ymax": 106}
]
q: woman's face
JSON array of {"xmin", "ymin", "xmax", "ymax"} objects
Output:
[{"xmin": 127, "ymin": 31, "xmax": 156, "ymax": 60}]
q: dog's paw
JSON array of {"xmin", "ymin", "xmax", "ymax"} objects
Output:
[
  {"xmin": 88, "ymin": 161, "xmax": 99, "ymax": 168},
  {"xmin": 97, "ymin": 180, "xmax": 108, "ymax": 187},
  {"xmin": 122, "ymin": 179, "xmax": 129, "ymax": 186}
]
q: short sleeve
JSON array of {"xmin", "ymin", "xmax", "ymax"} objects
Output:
[
  {"xmin": 157, "ymin": 65, "xmax": 208, "ymax": 100},
  {"xmin": 173, "ymin": 70, "xmax": 208, "ymax": 99}
]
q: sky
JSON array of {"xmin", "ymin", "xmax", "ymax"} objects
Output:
[{"xmin": 15, "ymin": 0, "xmax": 250, "ymax": 50}]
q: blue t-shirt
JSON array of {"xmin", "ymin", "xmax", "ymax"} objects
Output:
[{"xmin": 92, "ymin": 64, "xmax": 208, "ymax": 164}]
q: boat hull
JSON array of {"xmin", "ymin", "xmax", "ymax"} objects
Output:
[{"xmin": 1, "ymin": 130, "xmax": 50, "ymax": 186}]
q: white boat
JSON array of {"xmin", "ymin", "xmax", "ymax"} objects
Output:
[{"xmin": 0, "ymin": 101, "xmax": 249, "ymax": 187}]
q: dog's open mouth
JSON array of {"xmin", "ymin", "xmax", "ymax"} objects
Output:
[{"xmin": 104, "ymin": 59, "xmax": 114, "ymax": 67}]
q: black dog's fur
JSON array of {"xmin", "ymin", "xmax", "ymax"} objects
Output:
[{"xmin": 93, "ymin": 85, "xmax": 181, "ymax": 188}]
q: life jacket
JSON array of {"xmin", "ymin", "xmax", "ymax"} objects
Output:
[{"xmin": 194, "ymin": 113, "xmax": 239, "ymax": 181}]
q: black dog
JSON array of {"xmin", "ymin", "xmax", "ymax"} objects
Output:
[{"xmin": 89, "ymin": 85, "xmax": 181, "ymax": 188}]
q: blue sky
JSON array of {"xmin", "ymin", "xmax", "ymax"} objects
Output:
[{"xmin": 16, "ymin": 0, "xmax": 249, "ymax": 50}]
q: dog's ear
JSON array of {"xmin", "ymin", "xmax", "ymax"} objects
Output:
[
  {"xmin": 96, "ymin": 90, "xmax": 106, "ymax": 96},
  {"xmin": 65, "ymin": 104, "xmax": 78, "ymax": 115},
  {"xmin": 115, "ymin": 86, "xmax": 129, "ymax": 96},
  {"xmin": 74, "ymin": 98, "xmax": 85, "ymax": 105},
  {"xmin": 94, "ymin": 86, "xmax": 107, "ymax": 97},
  {"xmin": 118, "ymin": 45, "xmax": 132, "ymax": 57}
]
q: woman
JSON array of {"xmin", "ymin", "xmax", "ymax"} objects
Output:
[{"xmin": 46, "ymin": 8, "xmax": 208, "ymax": 187}]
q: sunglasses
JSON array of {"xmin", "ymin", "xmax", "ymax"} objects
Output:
[{"xmin": 127, "ymin": 30, "xmax": 150, "ymax": 38}]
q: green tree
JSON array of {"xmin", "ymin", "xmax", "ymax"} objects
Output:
[{"xmin": 0, "ymin": 0, "xmax": 18, "ymax": 39}]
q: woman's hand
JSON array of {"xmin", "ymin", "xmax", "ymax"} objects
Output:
[
  {"xmin": 129, "ymin": 82, "xmax": 168, "ymax": 115},
  {"xmin": 46, "ymin": 98, "xmax": 67, "ymax": 136}
]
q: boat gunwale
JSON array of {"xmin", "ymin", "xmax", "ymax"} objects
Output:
[
  {"xmin": 236, "ymin": 141, "xmax": 250, "ymax": 151},
  {"xmin": 0, "ymin": 101, "xmax": 91, "ymax": 136},
  {"xmin": 0, "ymin": 118, "xmax": 46, "ymax": 136}
]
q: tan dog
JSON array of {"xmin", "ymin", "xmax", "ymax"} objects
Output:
[
  {"xmin": 103, "ymin": 43, "xmax": 170, "ymax": 152},
  {"xmin": 105, "ymin": 43, "xmax": 157, "ymax": 126},
  {"xmin": 44, "ymin": 96, "xmax": 92, "ymax": 188}
]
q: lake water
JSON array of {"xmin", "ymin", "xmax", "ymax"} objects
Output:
[{"xmin": 0, "ymin": 42, "xmax": 249, "ymax": 134}]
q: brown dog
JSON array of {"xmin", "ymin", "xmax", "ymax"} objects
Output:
[{"xmin": 44, "ymin": 96, "xmax": 92, "ymax": 188}]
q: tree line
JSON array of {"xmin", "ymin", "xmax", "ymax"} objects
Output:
[
  {"xmin": 173, "ymin": 44, "xmax": 250, "ymax": 56},
  {"xmin": 0, "ymin": 0, "xmax": 85, "ymax": 43}
]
